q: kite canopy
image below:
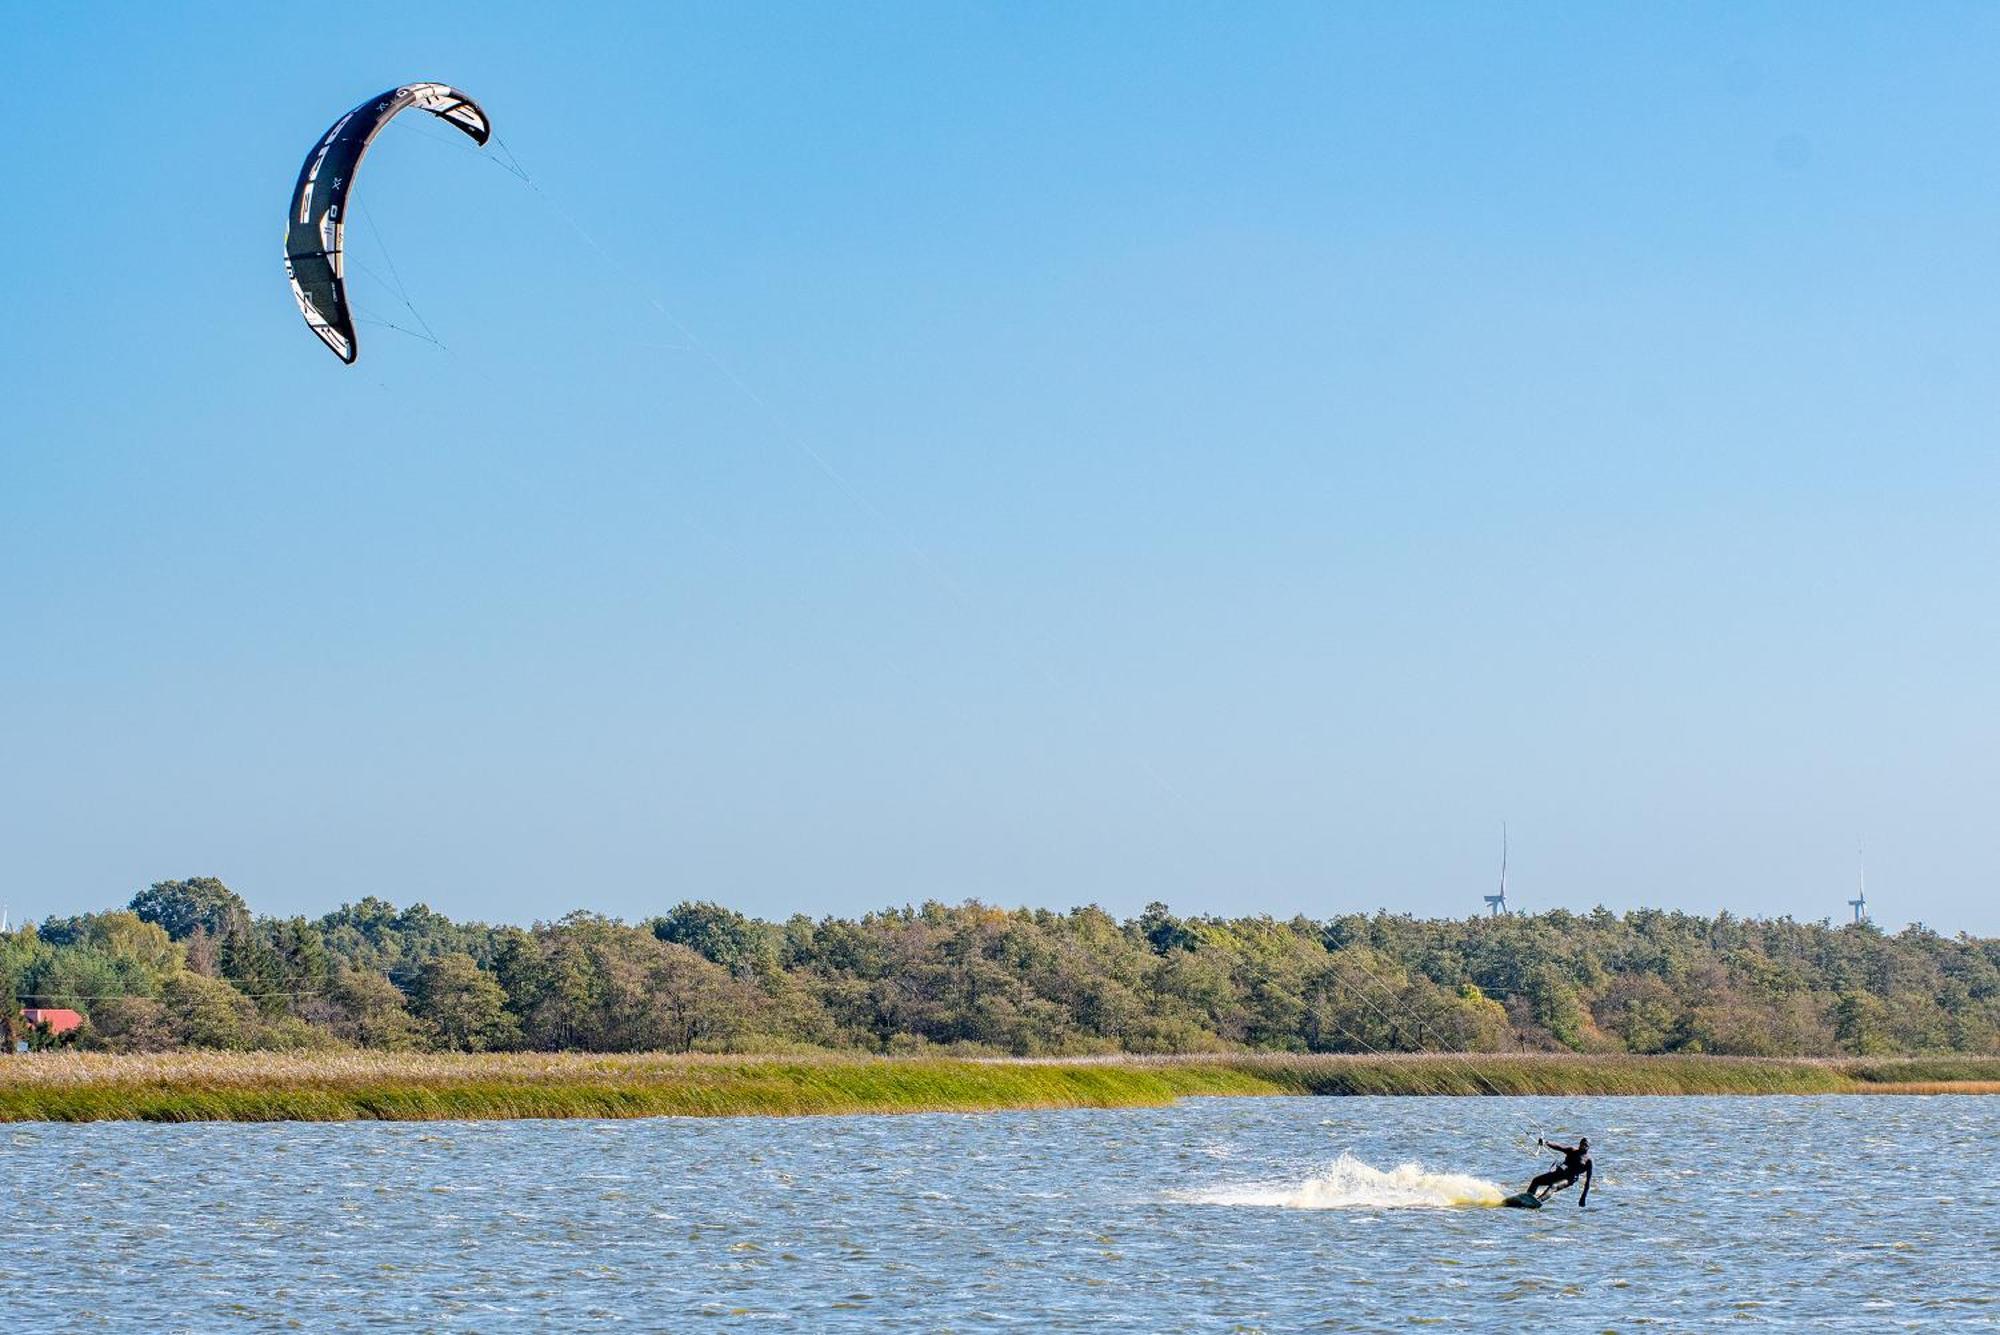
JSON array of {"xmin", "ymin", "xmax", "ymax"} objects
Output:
[{"xmin": 284, "ymin": 83, "xmax": 490, "ymax": 363}]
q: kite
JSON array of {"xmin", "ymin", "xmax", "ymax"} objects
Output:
[{"xmin": 284, "ymin": 83, "xmax": 489, "ymax": 363}]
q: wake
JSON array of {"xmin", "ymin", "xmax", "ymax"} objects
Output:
[{"xmin": 1172, "ymin": 1152, "xmax": 1505, "ymax": 1210}]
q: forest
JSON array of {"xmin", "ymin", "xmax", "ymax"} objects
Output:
[{"xmin": 4, "ymin": 878, "xmax": 1994, "ymax": 1057}]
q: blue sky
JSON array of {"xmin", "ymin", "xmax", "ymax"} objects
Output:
[{"xmin": 3, "ymin": 4, "xmax": 1996, "ymax": 932}]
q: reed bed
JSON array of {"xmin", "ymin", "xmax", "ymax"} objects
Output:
[
  {"xmin": 1849, "ymin": 1080, "xmax": 2000, "ymax": 1095},
  {"xmin": 0, "ymin": 1052, "xmax": 1992, "ymax": 1123}
]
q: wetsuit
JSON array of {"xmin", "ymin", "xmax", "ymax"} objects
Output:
[{"xmin": 1529, "ymin": 1141, "xmax": 1592, "ymax": 1205}]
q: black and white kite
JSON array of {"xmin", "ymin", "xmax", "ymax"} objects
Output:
[{"xmin": 284, "ymin": 83, "xmax": 490, "ymax": 363}]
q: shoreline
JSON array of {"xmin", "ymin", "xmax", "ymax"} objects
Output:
[{"xmin": 2, "ymin": 1052, "xmax": 1996, "ymax": 1123}]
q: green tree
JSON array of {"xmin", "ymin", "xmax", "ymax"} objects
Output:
[
  {"xmin": 1137, "ymin": 902, "xmax": 1196, "ymax": 955},
  {"xmin": 413, "ymin": 953, "xmax": 518, "ymax": 1051},
  {"xmin": 305, "ymin": 967, "xmax": 429, "ymax": 1050},
  {"xmin": 83, "ymin": 996, "xmax": 175, "ymax": 1052},
  {"xmin": 131, "ymin": 878, "xmax": 248, "ymax": 941},
  {"xmin": 22, "ymin": 946, "xmax": 127, "ymax": 1011},
  {"xmin": 1523, "ymin": 965, "xmax": 1591, "ymax": 1051},
  {"xmin": 269, "ymin": 918, "xmax": 333, "ymax": 1003},
  {"xmin": 1593, "ymin": 973, "xmax": 1681, "ymax": 1053},
  {"xmin": 652, "ymin": 902, "xmax": 777, "ymax": 979},
  {"xmin": 86, "ymin": 912, "xmax": 182, "ymax": 976},
  {"xmin": 220, "ymin": 917, "xmax": 287, "ymax": 1013},
  {"xmin": 160, "ymin": 973, "xmax": 260, "ymax": 1049},
  {"xmin": 643, "ymin": 941, "xmax": 748, "ymax": 1052}
]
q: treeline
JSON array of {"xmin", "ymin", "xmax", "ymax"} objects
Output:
[{"xmin": 3, "ymin": 878, "xmax": 1995, "ymax": 1057}]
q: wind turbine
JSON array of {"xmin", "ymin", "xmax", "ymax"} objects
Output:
[
  {"xmin": 1484, "ymin": 825, "xmax": 1510, "ymax": 916},
  {"xmin": 1849, "ymin": 846, "xmax": 1868, "ymax": 925}
]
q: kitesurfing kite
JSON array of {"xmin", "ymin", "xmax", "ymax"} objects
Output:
[{"xmin": 283, "ymin": 83, "xmax": 490, "ymax": 363}]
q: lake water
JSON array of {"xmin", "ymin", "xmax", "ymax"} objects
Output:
[{"xmin": 4, "ymin": 1095, "xmax": 1993, "ymax": 1330}]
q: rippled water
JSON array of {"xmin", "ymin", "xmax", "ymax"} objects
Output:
[{"xmin": 4, "ymin": 1095, "xmax": 1993, "ymax": 1330}]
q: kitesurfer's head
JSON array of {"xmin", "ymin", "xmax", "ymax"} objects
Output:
[{"xmin": 1577, "ymin": 1137, "xmax": 1589, "ymax": 1152}]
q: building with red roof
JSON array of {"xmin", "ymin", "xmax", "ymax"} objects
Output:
[{"xmin": 21, "ymin": 1008, "xmax": 83, "ymax": 1035}]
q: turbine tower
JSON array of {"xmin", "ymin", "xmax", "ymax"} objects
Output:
[
  {"xmin": 1484, "ymin": 824, "xmax": 1510, "ymax": 916},
  {"xmin": 1849, "ymin": 846, "xmax": 1868, "ymax": 925}
]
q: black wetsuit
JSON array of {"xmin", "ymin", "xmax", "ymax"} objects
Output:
[{"xmin": 1529, "ymin": 1141, "xmax": 1592, "ymax": 1204}]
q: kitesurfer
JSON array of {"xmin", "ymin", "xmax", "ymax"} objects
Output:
[{"xmin": 1527, "ymin": 1136, "xmax": 1591, "ymax": 1205}]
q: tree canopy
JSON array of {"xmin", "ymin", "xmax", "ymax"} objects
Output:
[{"xmin": 3, "ymin": 879, "xmax": 1994, "ymax": 1058}]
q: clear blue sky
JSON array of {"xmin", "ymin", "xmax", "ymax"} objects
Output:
[{"xmin": 3, "ymin": 4, "xmax": 1996, "ymax": 933}]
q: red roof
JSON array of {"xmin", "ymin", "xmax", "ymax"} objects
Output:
[{"xmin": 22, "ymin": 1008, "xmax": 83, "ymax": 1033}]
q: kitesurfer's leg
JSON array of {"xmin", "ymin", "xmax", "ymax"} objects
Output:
[{"xmin": 1527, "ymin": 1168, "xmax": 1562, "ymax": 1200}]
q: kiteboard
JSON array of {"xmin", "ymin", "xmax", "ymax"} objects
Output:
[{"xmin": 1500, "ymin": 1192, "xmax": 1542, "ymax": 1210}]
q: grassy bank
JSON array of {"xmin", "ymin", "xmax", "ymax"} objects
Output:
[{"xmin": 0, "ymin": 1052, "xmax": 1994, "ymax": 1123}]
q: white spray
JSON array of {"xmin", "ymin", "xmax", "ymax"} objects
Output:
[{"xmin": 1173, "ymin": 1152, "xmax": 1506, "ymax": 1210}]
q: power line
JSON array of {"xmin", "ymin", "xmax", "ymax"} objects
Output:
[{"xmin": 14, "ymin": 987, "xmax": 328, "ymax": 1002}]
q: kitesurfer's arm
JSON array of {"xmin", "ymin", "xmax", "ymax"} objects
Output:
[
  {"xmin": 1577, "ymin": 1162, "xmax": 1591, "ymax": 1207},
  {"xmin": 1540, "ymin": 1138, "xmax": 1577, "ymax": 1156}
]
